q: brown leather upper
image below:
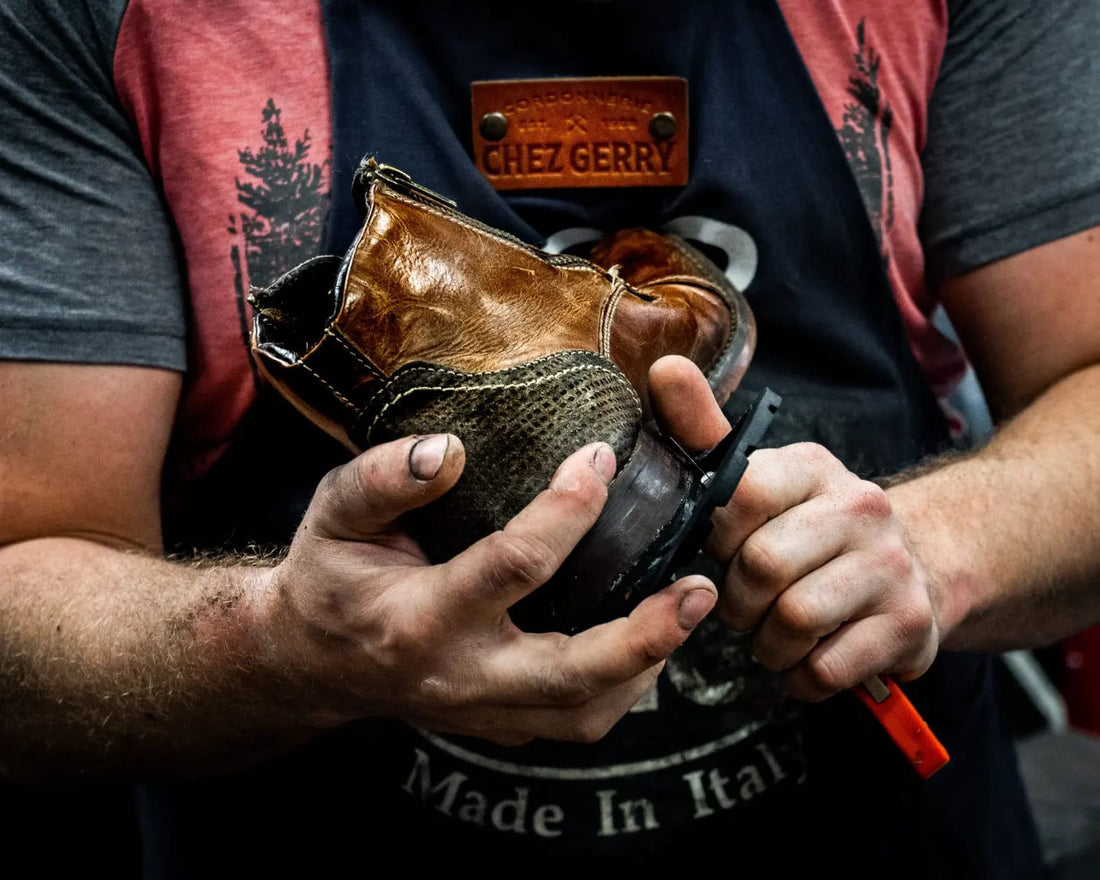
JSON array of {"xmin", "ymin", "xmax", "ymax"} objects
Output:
[
  {"xmin": 590, "ymin": 228, "xmax": 738, "ymax": 403},
  {"xmin": 341, "ymin": 191, "xmax": 617, "ymax": 380},
  {"xmin": 250, "ymin": 163, "xmax": 753, "ymax": 448}
]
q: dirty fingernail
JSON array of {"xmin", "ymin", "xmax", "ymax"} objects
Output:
[
  {"xmin": 409, "ymin": 434, "xmax": 449, "ymax": 481},
  {"xmin": 678, "ymin": 587, "xmax": 715, "ymax": 630},
  {"xmin": 591, "ymin": 443, "xmax": 617, "ymax": 484}
]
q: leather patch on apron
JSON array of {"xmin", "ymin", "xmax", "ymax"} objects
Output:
[{"xmin": 471, "ymin": 77, "xmax": 688, "ymax": 190}]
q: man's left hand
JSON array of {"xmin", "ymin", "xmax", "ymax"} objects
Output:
[{"xmin": 649, "ymin": 355, "xmax": 941, "ymax": 701}]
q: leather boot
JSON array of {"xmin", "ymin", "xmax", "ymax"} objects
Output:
[{"xmin": 250, "ymin": 158, "xmax": 756, "ymax": 633}]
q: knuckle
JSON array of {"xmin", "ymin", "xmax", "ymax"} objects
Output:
[
  {"xmin": 907, "ymin": 640, "xmax": 939, "ymax": 678},
  {"xmin": 897, "ymin": 647, "xmax": 936, "ymax": 682},
  {"xmin": 536, "ymin": 663, "xmax": 594, "ymax": 706},
  {"xmin": 736, "ymin": 536, "xmax": 786, "ymax": 591},
  {"xmin": 847, "ymin": 480, "xmax": 892, "ymax": 521},
  {"xmin": 881, "ymin": 539, "xmax": 915, "ymax": 577},
  {"xmin": 316, "ymin": 464, "xmax": 343, "ymax": 498},
  {"xmin": 352, "ymin": 448, "xmax": 389, "ymax": 498},
  {"xmin": 806, "ymin": 650, "xmax": 855, "ymax": 695},
  {"xmin": 632, "ymin": 630, "xmax": 673, "ymax": 667},
  {"xmin": 551, "ymin": 474, "xmax": 606, "ymax": 522},
  {"xmin": 772, "ymin": 590, "xmax": 818, "ymax": 636},
  {"xmin": 314, "ymin": 452, "xmax": 392, "ymax": 525},
  {"xmin": 310, "ymin": 465, "xmax": 351, "ymax": 520},
  {"xmin": 793, "ymin": 441, "xmax": 838, "ymax": 469},
  {"xmin": 891, "ymin": 600, "xmax": 935, "ymax": 651},
  {"xmin": 485, "ymin": 531, "xmax": 559, "ymax": 593},
  {"xmin": 730, "ymin": 467, "xmax": 770, "ymax": 513}
]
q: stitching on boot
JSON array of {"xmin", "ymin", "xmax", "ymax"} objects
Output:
[
  {"xmin": 669, "ymin": 236, "xmax": 732, "ymax": 296},
  {"xmin": 379, "ymin": 350, "xmax": 612, "ymax": 385},
  {"xmin": 376, "ymin": 350, "xmax": 636, "ymax": 391},
  {"xmin": 598, "ymin": 267, "xmax": 628, "ymax": 358},
  {"xmin": 364, "ymin": 361, "xmax": 636, "ymax": 444},
  {"xmin": 300, "ymin": 361, "xmax": 358, "ymax": 412},
  {"xmin": 324, "ymin": 326, "xmax": 385, "ymax": 379}
]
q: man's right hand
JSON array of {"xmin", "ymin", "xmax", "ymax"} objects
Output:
[
  {"xmin": 259, "ymin": 433, "xmax": 717, "ymax": 746},
  {"xmin": 0, "ymin": 363, "xmax": 713, "ymax": 776}
]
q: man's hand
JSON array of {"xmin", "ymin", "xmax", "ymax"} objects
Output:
[
  {"xmin": 260, "ymin": 432, "xmax": 717, "ymax": 745},
  {"xmin": 0, "ymin": 362, "xmax": 715, "ymax": 777},
  {"xmin": 648, "ymin": 356, "xmax": 939, "ymax": 701}
]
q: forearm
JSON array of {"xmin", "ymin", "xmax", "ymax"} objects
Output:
[
  {"xmin": 0, "ymin": 536, "xmax": 315, "ymax": 780},
  {"xmin": 889, "ymin": 362, "xmax": 1100, "ymax": 652}
]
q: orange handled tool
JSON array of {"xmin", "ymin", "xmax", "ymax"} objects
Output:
[{"xmin": 853, "ymin": 674, "xmax": 949, "ymax": 779}]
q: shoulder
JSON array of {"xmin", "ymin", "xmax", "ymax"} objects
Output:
[
  {"xmin": 923, "ymin": 0, "xmax": 1100, "ymax": 280},
  {"xmin": 0, "ymin": 0, "xmax": 130, "ymax": 76}
]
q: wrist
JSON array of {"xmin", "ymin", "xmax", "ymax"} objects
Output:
[
  {"xmin": 242, "ymin": 557, "xmax": 367, "ymax": 730},
  {"xmin": 887, "ymin": 478, "xmax": 973, "ymax": 650},
  {"xmin": 185, "ymin": 560, "xmax": 336, "ymax": 729}
]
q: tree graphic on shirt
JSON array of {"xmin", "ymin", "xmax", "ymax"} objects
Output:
[
  {"xmin": 231, "ymin": 98, "xmax": 329, "ymax": 288},
  {"xmin": 229, "ymin": 98, "xmax": 330, "ymax": 377},
  {"xmin": 836, "ymin": 19, "xmax": 894, "ymax": 266}
]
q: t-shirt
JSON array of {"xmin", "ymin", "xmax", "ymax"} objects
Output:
[
  {"xmin": 3, "ymin": 0, "xmax": 1099, "ymax": 485},
  {"xmin": 2, "ymin": 1, "xmax": 1098, "ymax": 876}
]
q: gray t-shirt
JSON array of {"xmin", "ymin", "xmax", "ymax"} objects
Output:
[
  {"xmin": 0, "ymin": 0, "xmax": 186, "ymax": 369},
  {"xmin": 921, "ymin": 0, "xmax": 1100, "ymax": 280},
  {"xmin": 0, "ymin": 0, "xmax": 1098, "ymax": 372}
]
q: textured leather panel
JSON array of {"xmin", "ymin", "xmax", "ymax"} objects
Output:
[{"xmin": 365, "ymin": 351, "xmax": 642, "ymax": 564}]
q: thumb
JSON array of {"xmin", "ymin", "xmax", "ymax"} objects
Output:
[
  {"xmin": 649, "ymin": 355, "xmax": 730, "ymax": 452},
  {"xmin": 304, "ymin": 433, "xmax": 465, "ymax": 540}
]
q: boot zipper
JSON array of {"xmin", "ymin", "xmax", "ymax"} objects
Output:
[
  {"xmin": 360, "ymin": 157, "xmax": 593, "ymax": 267},
  {"xmin": 369, "ymin": 162, "xmax": 458, "ymax": 210}
]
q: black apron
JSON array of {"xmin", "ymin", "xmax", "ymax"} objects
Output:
[{"xmin": 146, "ymin": 2, "xmax": 1042, "ymax": 876}]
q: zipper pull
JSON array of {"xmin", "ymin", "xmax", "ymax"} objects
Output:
[{"xmin": 353, "ymin": 156, "xmax": 458, "ymax": 214}]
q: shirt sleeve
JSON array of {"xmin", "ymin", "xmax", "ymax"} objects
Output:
[
  {"xmin": 0, "ymin": 0, "xmax": 187, "ymax": 369},
  {"xmin": 920, "ymin": 0, "xmax": 1100, "ymax": 281}
]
